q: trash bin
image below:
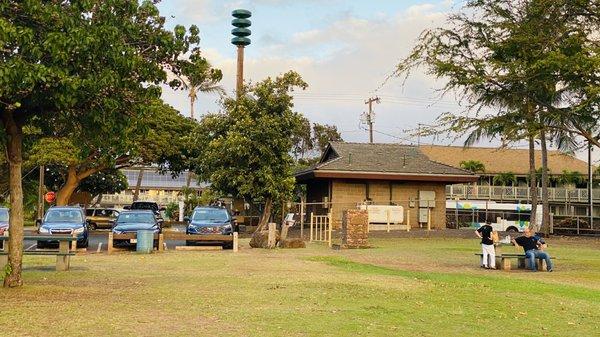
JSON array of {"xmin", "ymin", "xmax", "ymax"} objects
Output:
[{"xmin": 136, "ymin": 230, "xmax": 154, "ymax": 254}]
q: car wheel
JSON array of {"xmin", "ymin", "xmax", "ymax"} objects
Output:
[
  {"xmin": 80, "ymin": 239, "xmax": 89, "ymax": 248},
  {"xmin": 506, "ymin": 227, "xmax": 518, "ymax": 233},
  {"xmin": 89, "ymin": 223, "xmax": 97, "ymax": 231},
  {"xmin": 37, "ymin": 241, "xmax": 45, "ymax": 249}
]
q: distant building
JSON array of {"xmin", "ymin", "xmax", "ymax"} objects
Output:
[
  {"xmin": 420, "ymin": 145, "xmax": 596, "ymax": 216},
  {"xmin": 99, "ymin": 167, "xmax": 206, "ymax": 208},
  {"xmin": 295, "ymin": 142, "xmax": 477, "ymax": 229}
]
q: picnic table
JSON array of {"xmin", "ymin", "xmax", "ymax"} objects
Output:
[{"xmin": 0, "ymin": 235, "xmax": 78, "ymax": 271}]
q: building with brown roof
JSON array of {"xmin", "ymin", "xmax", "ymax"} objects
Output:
[{"xmin": 295, "ymin": 142, "xmax": 477, "ymax": 229}]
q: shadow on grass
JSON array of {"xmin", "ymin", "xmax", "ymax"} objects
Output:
[
  {"xmin": 306, "ymin": 256, "xmax": 600, "ymax": 302},
  {"xmin": 21, "ymin": 265, "xmax": 88, "ymax": 272}
]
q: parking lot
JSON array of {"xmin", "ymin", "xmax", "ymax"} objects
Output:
[{"xmin": 22, "ymin": 225, "xmax": 195, "ymax": 252}]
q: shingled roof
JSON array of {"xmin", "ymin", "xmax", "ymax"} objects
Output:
[
  {"xmin": 296, "ymin": 142, "xmax": 476, "ymax": 183},
  {"xmin": 419, "ymin": 145, "xmax": 590, "ymax": 175}
]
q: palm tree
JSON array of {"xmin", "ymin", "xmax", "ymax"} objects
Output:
[
  {"xmin": 460, "ymin": 160, "xmax": 485, "ymax": 199},
  {"xmin": 557, "ymin": 170, "xmax": 584, "ymax": 214},
  {"xmin": 177, "ymin": 53, "xmax": 224, "ymax": 119},
  {"xmin": 493, "ymin": 172, "xmax": 517, "ymax": 202},
  {"xmin": 459, "ymin": 160, "xmax": 485, "ymax": 173}
]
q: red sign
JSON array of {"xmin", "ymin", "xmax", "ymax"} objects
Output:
[{"xmin": 44, "ymin": 191, "xmax": 56, "ymax": 203}]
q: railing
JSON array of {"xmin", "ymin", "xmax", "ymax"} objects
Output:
[
  {"xmin": 446, "ymin": 184, "xmax": 600, "ymax": 202},
  {"xmin": 99, "ymin": 194, "xmax": 181, "ymax": 206}
]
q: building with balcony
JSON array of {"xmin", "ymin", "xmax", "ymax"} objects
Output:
[
  {"xmin": 420, "ymin": 145, "xmax": 596, "ymax": 216},
  {"xmin": 99, "ymin": 167, "xmax": 207, "ymax": 208}
]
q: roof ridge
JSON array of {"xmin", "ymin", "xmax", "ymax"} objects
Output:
[{"xmin": 420, "ymin": 144, "xmax": 569, "ymax": 155}]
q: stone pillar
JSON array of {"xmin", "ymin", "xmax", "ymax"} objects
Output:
[{"xmin": 341, "ymin": 209, "xmax": 369, "ymax": 248}]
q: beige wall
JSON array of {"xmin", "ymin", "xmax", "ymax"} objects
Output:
[{"xmin": 329, "ymin": 179, "xmax": 446, "ymax": 229}]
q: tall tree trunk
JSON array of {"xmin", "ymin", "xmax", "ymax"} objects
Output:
[
  {"xmin": 256, "ymin": 198, "xmax": 272, "ymax": 232},
  {"xmin": 528, "ymin": 135, "xmax": 538, "ymax": 230},
  {"xmin": 540, "ymin": 129, "xmax": 550, "ymax": 235},
  {"xmin": 133, "ymin": 168, "xmax": 144, "ymax": 202},
  {"xmin": 55, "ymin": 167, "xmax": 80, "ymax": 206},
  {"xmin": 189, "ymin": 87, "xmax": 196, "ymax": 120},
  {"xmin": 2, "ymin": 110, "xmax": 24, "ymax": 288}
]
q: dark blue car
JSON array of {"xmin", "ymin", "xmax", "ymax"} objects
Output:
[
  {"xmin": 37, "ymin": 206, "xmax": 89, "ymax": 248},
  {"xmin": 111, "ymin": 210, "xmax": 162, "ymax": 247},
  {"xmin": 185, "ymin": 207, "xmax": 234, "ymax": 249}
]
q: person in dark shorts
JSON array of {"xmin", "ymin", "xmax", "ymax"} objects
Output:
[
  {"xmin": 512, "ymin": 228, "xmax": 553, "ymax": 272},
  {"xmin": 475, "ymin": 221, "xmax": 495, "ymax": 269}
]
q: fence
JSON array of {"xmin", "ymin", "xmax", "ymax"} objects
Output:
[
  {"xmin": 286, "ymin": 200, "xmax": 445, "ymax": 239},
  {"xmin": 310, "ymin": 212, "xmax": 332, "ymax": 247},
  {"xmin": 447, "ymin": 184, "xmax": 600, "ymax": 203}
]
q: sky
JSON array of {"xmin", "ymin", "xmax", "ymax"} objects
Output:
[{"xmin": 155, "ymin": 0, "xmax": 594, "ymax": 162}]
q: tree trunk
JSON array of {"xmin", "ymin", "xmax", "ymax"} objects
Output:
[
  {"xmin": 55, "ymin": 167, "xmax": 80, "ymax": 206},
  {"xmin": 2, "ymin": 110, "xmax": 24, "ymax": 288},
  {"xmin": 255, "ymin": 198, "xmax": 272, "ymax": 233},
  {"xmin": 189, "ymin": 87, "xmax": 196, "ymax": 120},
  {"xmin": 540, "ymin": 129, "xmax": 550, "ymax": 235},
  {"xmin": 528, "ymin": 135, "xmax": 538, "ymax": 230},
  {"xmin": 133, "ymin": 168, "xmax": 144, "ymax": 202}
]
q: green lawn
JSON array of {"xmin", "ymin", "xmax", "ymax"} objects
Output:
[{"xmin": 1, "ymin": 237, "xmax": 599, "ymax": 336}]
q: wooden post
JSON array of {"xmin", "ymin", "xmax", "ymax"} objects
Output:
[
  {"xmin": 328, "ymin": 212, "xmax": 332, "ymax": 248},
  {"xmin": 158, "ymin": 233, "xmax": 164, "ymax": 252},
  {"xmin": 300, "ymin": 200, "xmax": 304, "ymax": 239},
  {"xmin": 386, "ymin": 209, "xmax": 390, "ymax": 233},
  {"xmin": 267, "ymin": 223, "xmax": 276, "ymax": 249},
  {"xmin": 310, "ymin": 212, "xmax": 313, "ymax": 242},
  {"xmin": 56, "ymin": 240, "xmax": 70, "ymax": 271},
  {"xmin": 233, "ymin": 232, "xmax": 239, "ymax": 253},
  {"xmin": 406, "ymin": 209, "xmax": 411, "ymax": 232},
  {"xmin": 427, "ymin": 208, "xmax": 431, "ymax": 231},
  {"xmin": 71, "ymin": 233, "xmax": 77, "ymax": 251},
  {"xmin": 107, "ymin": 232, "xmax": 114, "ymax": 255}
]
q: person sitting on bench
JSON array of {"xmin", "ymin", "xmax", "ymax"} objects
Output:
[{"xmin": 511, "ymin": 228, "xmax": 553, "ymax": 272}]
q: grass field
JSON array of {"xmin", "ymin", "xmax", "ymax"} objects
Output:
[{"xmin": 1, "ymin": 236, "xmax": 599, "ymax": 336}]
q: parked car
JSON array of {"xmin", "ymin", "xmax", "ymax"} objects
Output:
[
  {"xmin": 0, "ymin": 207, "xmax": 8, "ymax": 235},
  {"xmin": 85, "ymin": 208, "xmax": 120, "ymax": 230},
  {"xmin": 112, "ymin": 210, "xmax": 162, "ymax": 246},
  {"xmin": 185, "ymin": 206, "xmax": 234, "ymax": 249},
  {"xmin": 0, "ymin": 207, "xmax": 8, "ymax": 249},
  {"xmin": 37, "ymin": 206, "xmax": 89, "ymax": 248},
  {"xmin": 124, "ymin": 201, "xmax": 165, "ymax": 219}
]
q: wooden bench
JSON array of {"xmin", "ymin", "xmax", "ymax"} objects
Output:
[
  {"xmin": 0, "ymin": 235, "xmax": 77, "ymax": 271},
  {"xmin": 500, "ymin": 253, "xmax": 554, "ymax": 271},
  {"xmin": 107, "ymin": 232, "xmax": 239, "ymax": 253}
]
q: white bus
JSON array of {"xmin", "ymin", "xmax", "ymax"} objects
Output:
[{"xmin": 446, "ymin": 200, "xmax": 543, "ymax": 232}]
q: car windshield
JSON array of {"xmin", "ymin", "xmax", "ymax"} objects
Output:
[
  {"xmin": 117, "ymin": 213, "xmax": 155, "ymax": 224},
  {"xmin": 0, "ymin": 209, "xmax": 8, "ymax": 222},
  {"xmin": 45, "ymin": 209, "xmax": 83, "ymax": 223},
  {"xmin": 131, "ymin": 203, "xmax": 158, "ymax": 211},
  {"xmin": 192, "ymin": 209, "xmax": 229, "ymax": 222}
]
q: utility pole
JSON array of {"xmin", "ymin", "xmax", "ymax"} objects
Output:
[
  {"xmin": 364, "ymin": 96, "xmax": 380, "ymax": 143},
  {"xmin": 231, "ymin": 9, "xmax": 252, "ymax": 98}
]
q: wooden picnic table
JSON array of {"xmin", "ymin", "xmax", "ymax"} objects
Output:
[{"xmin": 0, "ymin": 235, "xmax": 78, "ymax": 271}]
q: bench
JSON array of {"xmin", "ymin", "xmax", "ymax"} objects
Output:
[
  {"xmin": 0, "ymin": 235, "xmax": 77, "ymax": 271},
  {"xmin": 475, "ymin": 252, "xmax": 554, "ymax": 271},
  {"xmin": 107, "ymin": 232, "xmax": 239, "ymax": 253},
  {"xmin": 500, "ymin": 253, "xmax": 554, "ymax": 271}
]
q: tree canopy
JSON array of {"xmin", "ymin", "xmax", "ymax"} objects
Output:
[{"xmin": 194, "ymin": 71, "xmax": 308, "ymax": 229}]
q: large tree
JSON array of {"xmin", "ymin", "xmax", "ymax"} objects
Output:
[
  {"xmin": 397, "ymin": 0, "xmax": 599, "ymax": 234},
  {"xmin": 0, "ymin": 0, "xmax": 199, "ymax": 287},
  {"xmin": 195, "ymin": 71, "xmax": 307, "ymax": 231}
]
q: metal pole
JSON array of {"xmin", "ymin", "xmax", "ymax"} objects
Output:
[
  {"xmin": 37, "ymin": 165, "xmax": 45, "ymax": 221},
  {"xmin": 236, "ymin": 45, "xmax": 244, "ymax": 97},
  {"xmin": 588, "ymin": 142, "xmax": 593, "ymax": 230}
]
